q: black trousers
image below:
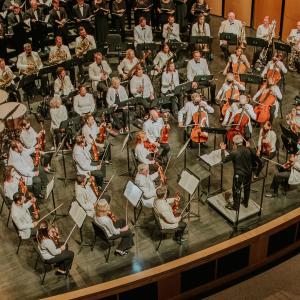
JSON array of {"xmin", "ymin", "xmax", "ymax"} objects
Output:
[
  {"xmin": 220, "ymin": 44, "xmax": 230, "ymax": 60},
  {"xmin": 255, "ymin": 151, "xmax": 276, "ymax": 177},
  {"xmin": 111, "ymin": 218, "xmax": 134, "ymax": 251},
  {"xmin": 232, "ymin": 174, "xmax": 252, "ymax": 208},
  {"xmin": 197, "ymin": 81, "xmax": 216, "ymax": 103},
  {"xmin": 91, "ymin": 161, "xmax": 106, "ymax": 189},
  {"xmin": 112, "ymin": 109, "xmax": 128, "ymax": 130},
  {"xmin": 47, "ymin": 250, "xmax": 74, "ymax": 271},
  {"xmin": 174, "ymin": 220, "xmax": 187, "ymax": 238},
  {"xmin": 30, "ymin": 165, "xmax": 49, "ymax": 197},
  {"xmin": 271, "ymin": 170, "xmax": 291, "ymax": 193},
  {"xmin": 159, "ymin": 143, "xmax": 170, "ymax": 159},
  {"xmin": 114, "ymin": 15, "xmax": 125, "ymax": 41}
]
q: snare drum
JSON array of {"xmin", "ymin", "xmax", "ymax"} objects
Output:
[
  {"xmin": 0, "ymin": 102, "xmax": 27, "ymax": 130},
  {"xmin": 0, "ymin": 89, "xmax": 8, "ymax": 104}
]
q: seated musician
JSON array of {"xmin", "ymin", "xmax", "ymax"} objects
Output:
[
  {"xmin": 261, "ymin": 53, "xmax": 287, "ymax": 84},
  {"xmin": 253, "ymin": 77, "xmax": 282, "ymax": 124},
  {"xmin": 252, "ymin": 16, "xmax": 274, "ymax": 66},
  {"xmin": 161, "ymin": 61, "xmax": 180, "ymax": 114},
  {"xmin": 75, "ymin": 175, "xmax": 97, "ymax": 217},
  {"xmin": 135, "ymin": 163, "xmax": 159, "ymax": 208},
  {"xmin": 73, "ymin": 135, "xmax": 106, "ymax": 189},
  {"xmin": 49, "ymin": 96, "xmax": 68, "ymax": 146},
  {"xmin": 153, "ymin": 43, "xmax": 174, "ymax": 75},
  {"xmin": 94, "ymin": 199, "xmax": 134, "ymax": 256},
  {"xmin": 265, "ymin": 143, "xmax": 300, "ymax": 198},
  {"xmin": 16, "ymin": 43, "xmax": 46, "ymax": 97},
  {"xmin": 81, "ymin": 113, "xmax": 112, "ymax": 163},
  {"xmin": 73, "ymin": 85, "xmax": 95, "ymax": 116},
  {"xmin": 54, "ymin": 67, "xmax": 74, "ymax": 98},
  {"xmin": 88, "ymin": 52, "xmax": 112, "ymax": 101},
  {"xmin": 178, "ymin": 92, "xmax": 214, "ymax": 136},
  {"xmin": 11, "ymin": 192, "xmax": 38, "ymax": 239},
  {"xmin": 287, "ymin": 21, "xmax": 300, "ymax": 72},
  {"xmin": 218, "ymin": 12, "xmax": 242, "ymax": 60},
  {"xmin": 0, "ymin": 58, "xmax": 19, "ymax": 101},
  {"xmin": 224, "ymin": 95, "xmax": 256, "ymax": 144},
  {"xmin": 143, "ymin": 109, "xmax": 170, "ymax": 163},
  {"xmin": 254, "ymin": 121, "xmax": 277, "ymax": 179},
  {"xmin": 8, "ymin": 140, "xmax": 49, "ymax": 199},
  {"xmin": 191, "ymin": 14, "xmax": 211, "ymax": 38},
  {"xmin": 49, "ymin": 0, "xmax": 69, "ymax": 44},
  {"xmin": 162, "ymin": 15, "xmax": 181, "ymax": 43},
  {"xmin": 19, "ymin": 119, "xmax": 53, "ymax": 173},
  {"xmin": 187, "ymin": 50, "xmax": 216, "ymax": 103},
  {"xmin": 106, "ymin": 77, "xmax": 129, "ymax": 133},
  {"xmin": 153, "ymin": 185, "xmax": 187, "ymax": 244},
  {"xmin": 135, "ymin": 131, "xmax": 158, "ymax": 171},
  {"xmin": 134, "ymin": 16, "xmax": 153, "ymax": 48},
  {"xmin": 286, "ymin": 104, "xmax": 300, "ymax": 135},
  {"xmin": 216, "ymin": 73, "xmax": 245, "ymax": 122},
  {"xmin": 117, "ymin": 49, "xmax": 139, "ymax": 80},
  {"xmin": 223, "ymin": 46, "xmax": 250, "ymax": 81},
  {"xmin": 130, "ymin": 65, "xmax": 154, "ymax": 110},
  {"xmin": 190, "ymin": 0, "xmax": 210, "ymax": 23},
  {"xmin": 37, "ymin": 220, "xmax": 74, "ymax": 276},
  {"xmin": 49, "ymin": 36, "xmax": 71, "ymax": 65},
  {"xmin": 157, "ymin": 0, "xmax": 175, "ymax": 33},
  {"xmin": 4, "ymin": 166, "xmax": 20, "ymax": 202}
]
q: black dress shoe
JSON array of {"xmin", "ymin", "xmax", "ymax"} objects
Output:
[{"xmin": 225, "ymin": 203, "xmax": 237, "ymax": 210}]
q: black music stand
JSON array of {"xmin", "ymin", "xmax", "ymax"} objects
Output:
[
  {"xmin": 246, "ymin": 37, "xmax": 268, "ymax": 48},
  {"xmin": 190, "ymin": 36, "xmax": 212, "ymax": 45},
  {"xmin": 136, "ymin": 43, "xmax": 156, "ymax": 58},
  {"xmin": 193, "ymin": 74, "xmax": 213, "ymax": 82},
  {"xmin": 173, "ymin": 81, "xmax": 192, "ymax": 96},
  {"xmin": 17, "ymin": 74, "xmax": 37, "ymax": 113},
  {"xmin": 202, "ymin": 127, "xmax": 227, "ymax": 150},
  {"xmin": 239, "ymin": 73, "xmax": 263, "ymax": 94},
  {"xmin": 274, "ymin": 41, "xmax": 291, "ymax": 55},
  {"xmin": 219, "ymin": 32, "xmax": 237, "ymax": 45}
]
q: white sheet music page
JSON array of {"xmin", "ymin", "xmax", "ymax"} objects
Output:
[
  {"xmin": 201, "ymin": 149, "xmax": 229, "ymax": 166},
  {"xmin": 69, "ymin": 202, "xmax": 87, "ymax": 228}
]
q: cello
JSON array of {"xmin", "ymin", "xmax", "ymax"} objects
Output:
[
  {"xmin": 266, "ymin": 57, "xmax": 282, "ymax": 85},
  {"xmin": 190, "ymin": 106, "xmax": 208, "ymax": 143},
  {"xmin": 232, "ymin": 55, "xmax": 247, "ymax": 83},
  {"xmin": 221, "ymin": 83, "xmax": 240, "ymax": 117}
]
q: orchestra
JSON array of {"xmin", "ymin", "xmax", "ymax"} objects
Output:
[{"xmin": 0, "ymin": 1, "xmax": 300, "ymax": 286}]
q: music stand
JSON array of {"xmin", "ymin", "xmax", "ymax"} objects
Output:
[
  {"xmin": 239, "ymin": 73, "xmax": 263, "ymax": 94},
  {"xmin": 219, "ymin": 32, "xmax": 237, "ymax": 45},
  {"xmin": 45, "ymin": 177, "xmax": 67, "ymax": 219},
  {"xmin": 193, "ymin": 75, "xmax": 213, "ymax": 82},
  {"xmin": 190, "ymin": 36, "xmax": 212, "ymax": 45},
  {"xmin": 176, "ymin": 137, "xmax": 191, "ymax": 169},
  {"xmin": 173, "ymin": 81, "xmax": 192, "ymax": 96},
  {"xmin": 178, "ymin": 169, "xmax": 200, "ymax": 218},
  {"xmin": 17, "ymin": 74, "xmax": 37, "ymax": 113},
  {"xmin": 274, "ymin": 41, "xmax": 291, "ymax": 55},
  {"xmin": 120, "ymin": 133, "xmax": 133, "ymax": 177},
  {"xmin": 246, "ymin": 37, "xmax": 268, "ymax": 48},
  {"xmin": 123, "ymin": 180, "xmax": 144, "ymax": 224}
]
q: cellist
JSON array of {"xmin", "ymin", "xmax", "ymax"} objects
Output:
[
  {"xmin": 216, "ymin": 73, "xmax": 245, "ymax": 122},
  {"xmin": 223, "ymin": 46, "xmax": 250, "ymax": 82},
  {"xmin": 261, "ymin": 53, "xmax": 287, "ymax": 85},
  {"xmin": 253, "ymin": 77, "xmax": 282, "ymax": 125}
]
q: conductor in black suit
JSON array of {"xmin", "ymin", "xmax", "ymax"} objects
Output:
[{"xmin": 72, "ymin": 0, "xmax": 93, "ymax": 33}]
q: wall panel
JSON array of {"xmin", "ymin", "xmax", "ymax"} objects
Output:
[
  {"xmin": 224, "ymin": 0, "xmax": 252, "ymax": 26},
  {"xmin": 253, "ymin": 0, "xmax": 282, "ymax": 36},
  {"xmin": 207, "ymin": 0, "xmax": 222, "ymax": 17},
  {"xmin": 282, "ymin": 0, "xmax": 300, "ymax": 41}
]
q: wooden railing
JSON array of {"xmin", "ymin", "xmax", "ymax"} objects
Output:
[{"xmin": 43, "ymin": 207, "xmax": 300, "ymax": 300}]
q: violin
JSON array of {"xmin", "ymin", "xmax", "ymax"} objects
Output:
[
  {"xmin": 107, "ymin": 210, "xmax": 117, "ymax": 223},
  {"xmin": 261, "ymin": 129, "xmax": 272, "ymax": 156},
  {"xmin": 156, "ymin": 162, "xmax": 167, "ymax": 184},
  {"xmin": 190, "ymin": 107, "xmax": 208, "ymax": 143},
  {"xmin": 159, "ymin": 112, "xmax": 169, "ymax": 144},
  {"xmin": 90, "ymin": 134, "xmax": 100, "ymax": 162},
  {"xmin": 90, "ymin": 176, "xmax": 100, "ymax": 197},
  {"xmin": 34, "ymin": 144, "xmax": 40, "ymax": 167},
  {"xmin": 172, "ymin": 192, "xmax": 180, "ymax": 215},
  {"xmin": 31, "ymin": 198, "xmax": 39, "ymax": 220},
  {"xmin": 144, "ymin": 140, "xmax": 157, "ymax": 152},
  {"xmin": 18, "ymin": 177, "xmax": 27, "ymax": 194},
  {"xmin": 48, "ymin": 225, "xmax": 60, "ymax": 245},
  {"xmin": 96, "ymin": 114, "xmax": 107, "ymax": 144}
]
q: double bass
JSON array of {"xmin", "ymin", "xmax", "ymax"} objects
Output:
[
  {"xmin": 254, "ymin": 87, "xmax": 276, "ymax": 124},
  {"xmin": 226, "ymin": 106, "xmax": 250, "ymax": 142},
  {"xmin": 190, "ymin": 107, "xmax": 208, "ymax": 143}
]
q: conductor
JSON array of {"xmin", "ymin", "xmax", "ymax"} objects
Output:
[{"xmin": 220, "ymin": 135, "xmax": 253, "ymax": 210}]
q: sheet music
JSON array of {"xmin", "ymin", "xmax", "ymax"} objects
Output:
[
  {"xmin": 178, "ymin": 170, "xmax": 200, "ymax": 195},
  {"xmin": 201, "ymin": 149, "xmax": 229, "ymax": 167},
  {"xmin": 69, "ymin": 201, "xmax": 87, "ymax": 228},
  {"xmin": 45, "ymin": 177, "xmax": 55, "ymax": 200},
  {"xmin": 124, "ymin": 181, "xmax": 143, "ymax": 207}
]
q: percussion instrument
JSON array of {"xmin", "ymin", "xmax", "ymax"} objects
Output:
[
  {"xmin": 0, "ymin": 89, "xmax": 8, "ymax": 104},
  {"xmin": 0, "ymin": 102, "xmax": 27, "ymax": 130}
]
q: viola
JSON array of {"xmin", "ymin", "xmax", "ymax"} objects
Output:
[
  {"xmin": 39, "ymin": 123, "xmax": 46, "ymax": 152},
  {"xmin": 261, "ymin": 129, "xmax": 272, "ymax": 156},
  {"xmin": 97, "ymin": 124, "xmax": 107, "ymax": 143},
  {"xmin": 172, "ymin": 192, "xmax": 180, "ymax": 215},
  {"xmin": 107, "ymin": 211, "xmax": 117, "ymax": 223},
  {"xmin": 144, "ymin": 140, "xmax": 157, "ymax": 152},
  {"xmin": 190, "ymin": 109, "xmax": 208, "ymax": 143}
]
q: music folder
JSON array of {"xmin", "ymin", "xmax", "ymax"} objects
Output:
[{"xmin": 193, "ymin": 74, "xmax": 213, "ymax": 82}]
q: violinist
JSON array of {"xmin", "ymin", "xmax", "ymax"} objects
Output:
[
  {"xmin": 19, "ymin": 119, "xmax": 54, "ymax": 174},
  {"xmin": 143, "ymin": 109, "xmax": 170, "ymax": 163},
  {"xmin": 82, "ymin": 113, "xmax": 112, "ymax": 163},
  {"xmin": 94, "ymin": 199, "xmax": 134, "ymax": 256},
  {"xmin": 4, "ymin": 166, "xmax": 20, "ymax": 202},
  {"xmin": 216, "ymin": 73, "xmax": 245, "ymax": 122},
  {"xmin": 254, "ymin": 121, "xmax": 277, "ymax": 179},
  {"xmin": 106, "ymin": 77, "xmax": 129, "ymax": 133},
  {"xmin": 37, "ymin": 220, "xmax": 74, "ymax": 276},
  {"xmin": 223, "ymin": 46, "xmax": 250, "ymax": 82},
  {"xmin": 8, "ymin": 140, "xmax": 49, "ymax": 200},
  {"xmin": 73, "ymin": 135, "xmax": 106, "ymax": 189},
  {"xmin": 253, "ymin": 77, "xmax": 282, "ymax": 125},
  {"xmin": 265, "ymin": 143, "xmax": 300, "ymax": 198},
  {"xmin": 11, "ymin": 192, "xmax": 38, "ymax": 239},
  {"xmin": 75, "ymin": 175, "xmax": 97, "ymax": 217},
  {"xmin": 135, "ymin": 163, "xmax": 159, "ymax": 208},
  {"xmin": 153, "ymin": 185, "xmax": 186, "ymax": 244},
  {"xmin": 261, "ymin": 53, "xmax": 287, "ymax": 85}
]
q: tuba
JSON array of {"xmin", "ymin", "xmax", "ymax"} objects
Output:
[
  {"xmin": 0, "ymin": 70, "xmax": 13, "ymax": 89},
  {"xmin": 49, "ymin": 46, "xmax": 68, "ymax": 64},
  {"xmin": 75, "ymin": 37, "xmax": 90, "ymax": 57}
]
